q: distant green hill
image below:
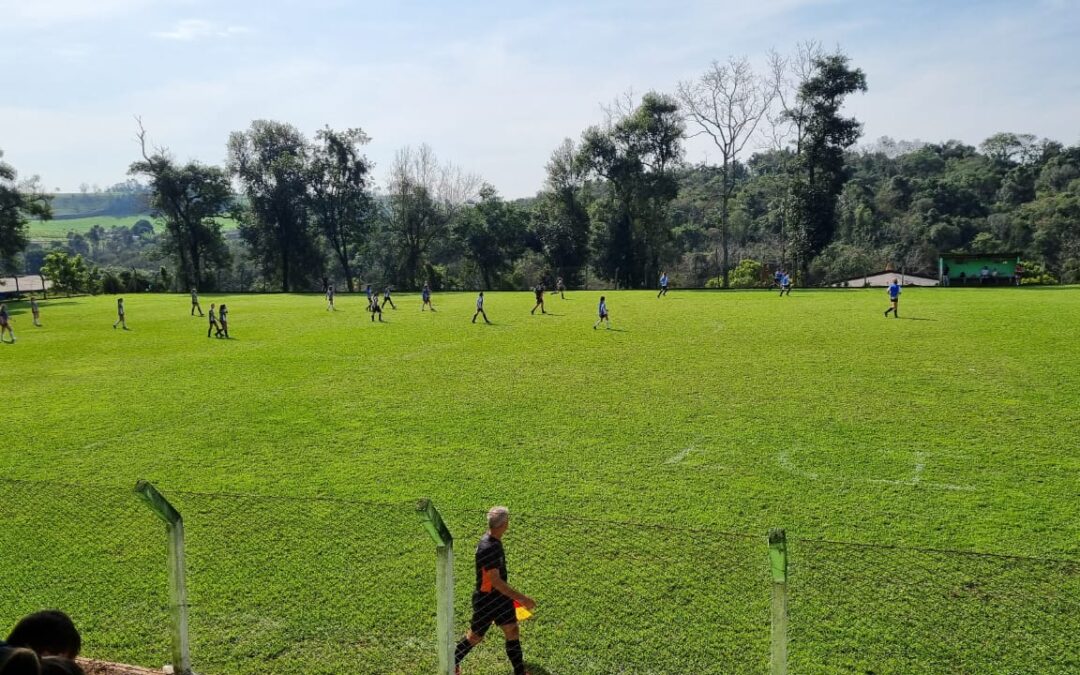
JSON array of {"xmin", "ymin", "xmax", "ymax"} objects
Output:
[{"xmin": 30, "ymin": 192, "xmax": 238, "ymax": 241}]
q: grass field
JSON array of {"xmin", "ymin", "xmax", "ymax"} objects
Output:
[
  {"xmin": 27, "ymin": 215, "xmax": 238, "ymax": 241},
  {"xmin": 1, "ymin": 289, "xmax": 1078, "ymax": 673}
]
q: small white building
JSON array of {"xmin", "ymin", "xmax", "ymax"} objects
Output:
[{"xmin": 831, "ymin": 271, "xmax": 940, "ymax": 288}]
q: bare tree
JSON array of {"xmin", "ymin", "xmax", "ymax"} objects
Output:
[
  {"xmin": 386, "ymin": 144, "xmax": 479, "ymax": 287},
  {"xmin": 678, "ymin": 56, "xmax": 775, "ymax": 287},
  {"xmin": 765, "ymin": 40, "xmax": 824, "ymax": 153}
]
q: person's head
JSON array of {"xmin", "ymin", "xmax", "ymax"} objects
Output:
[
  {"xmin": 600, "ymin": 295, "xmax": 606, "ymax": 303},
  {"xmin": 5, "ymin": 611, "xmax": 81, "ymax": 659},
  {"xmin": 0, "ymin": 304, "xmax": 6, "ymax": 313},
  {"xmin": 487, "ymin": 506, "xmax": 510, "ymax": 536},
  {"xmin": 479, "ymin": 291, "xmax": 484, "ymax": 297},
  {"xmin": 39, "ymin": 658, "xmax": 83, "ymax": 675},
  {"xmin": 220, "ymin": 304, "xmax": 226, "ymax": 311},
  {"xmin": 117, "ymin": 298, "xmax": 123, "ymax": 304},
  {"xmin": 893, "ymin": 278, "xmax": 898, "ymax": 285},
  {"xmin": 0, "ymin": 647, "xmax": 40, "ymax": 675},
  {"xmin": 210, "ymin": 303, "xmax": 215, "ymax": 309}
]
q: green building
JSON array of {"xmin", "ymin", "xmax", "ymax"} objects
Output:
[{"xmin": 939, "ymin": 253, "xmax": 1022, "ymax": 286}]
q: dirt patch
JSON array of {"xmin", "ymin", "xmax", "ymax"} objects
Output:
[{"xmin": 77, "ymin": 659, "xmax": 165, "ymax": 675}]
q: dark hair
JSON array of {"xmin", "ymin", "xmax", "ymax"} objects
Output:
[
  {"xmin": 39, "ymin": 658, "xmax": 83, "ymax": 675},
  {"xmin": 6, "ymin": 611, "xmax": 81, "ymax": 658},
  {"xmin": 0, "ymin": 648, "xmax": 40, "ymax": 675}
]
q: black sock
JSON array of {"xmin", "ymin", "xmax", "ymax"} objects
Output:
[
  {"xmin": 455, "ymin": 637, "xmax": 475, "ymax": 665},
  {"xmin": 505, "ymin": 639, "xmax": 526, "ymax": 675}
]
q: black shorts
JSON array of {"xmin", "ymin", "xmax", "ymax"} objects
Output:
[{"xmin": 470, "ymin": 592, "xmax": 516, "ymax": 635}]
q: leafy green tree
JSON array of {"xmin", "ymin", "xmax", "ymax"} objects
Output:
[
  {"xmin": 455, "ymin": 184, "xmax": 528, "ymax": 289},
  {"xmin": 307, "ymin": 126, "xmax": 376, "ymax": 292},
  {"xmin": 728, "ymin": 258, "xmax": 765, "ymax": 287},
  {"xmin": 130, "ymin": 123, "xmax": 232, "ymax": 291},
  {"xmin": 40, "ymin": 251, "xmax": 90, "ymax": 295},
  {"xmin": 530, "ymin": 139, "xmax": 592, "ymax": 285},
  {"xmin": 789, "ymin": 53, "xmax": 867, "ymax": 279},
  {"xmin": 576, "ymin": 92, "xmax": 684, "ymax": 287},
  {"xmin": 228, "ymin": 120, "xmax": 321, "ymax": 291},
  {"xmin": 0, "ymin": 149, "xmax": 52, "ymax": 267}
]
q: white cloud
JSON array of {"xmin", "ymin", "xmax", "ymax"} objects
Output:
[{"xmin": 153, "ymin": 19, "xmax": 252, "ymax": 41}]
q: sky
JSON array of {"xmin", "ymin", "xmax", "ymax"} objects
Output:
[{"xmin": 1, "ymin": 0, "xmax": 1078, "ymax": 198}]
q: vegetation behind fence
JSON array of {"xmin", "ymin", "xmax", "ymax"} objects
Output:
[{"xmin": 1, "ymin": 478, "xmax": 1076, "ymax": 674}]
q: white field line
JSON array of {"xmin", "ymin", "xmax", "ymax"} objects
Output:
[{"xmin": 665, "ymin": 445, "xmax": 699, "ymax": 464}]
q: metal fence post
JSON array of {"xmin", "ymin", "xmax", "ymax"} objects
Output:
[
  {"xmin": 769, "ymin": 528, "xmax": 789, "ymax": 675},
  {"xmin": 417, "ymin": 499, "xmax": 455, "ymax": 675},
  {"xmin": 135, "ymin": 480, "xmax": 193, "ymax": 675}
]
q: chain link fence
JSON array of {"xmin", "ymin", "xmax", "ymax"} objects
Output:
[
  {"xmin": 787, "ymin": 537, "xmax": 1080, "ymax": 674},
  {"xmin": 0, "ymin": 479, "xmax": 170, "ymax": 668},
  {"xmin": 2, "ymin": 477, "xmax": 1077, "ymax": 674}
]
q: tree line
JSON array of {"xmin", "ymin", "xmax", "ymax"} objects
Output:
[{"xmin": 3, "ymin": 43, "xmax": 1078, "ymax": 293}]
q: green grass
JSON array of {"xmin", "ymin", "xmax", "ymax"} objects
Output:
[
  {"xmin": 27, "ymin": 215, "xmax": 238, "ymax": 241},
  {"xmin": 1, "ymin": 289, "xmax": 1078, "ymax": 673}
]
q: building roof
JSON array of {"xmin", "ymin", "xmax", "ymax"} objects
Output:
[
  {"xmin": 940, "ymin": 253, "xmax": 1022, "ymax": 261},
  {"xmin": 831, "ymin": 271, "xmax": 940, "ymax": 287}
]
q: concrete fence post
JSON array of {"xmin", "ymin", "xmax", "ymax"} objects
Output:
[
  {"xmin": 134, "ymin": 480, "xmax": 193, "ymax": 675},
  {"xmin": 417, "ymin": 499, "xmax": 455, "ymax": 675},
  {"xmin": 769, "ymin": 528, "xmax": 789, "ymax": 675}
]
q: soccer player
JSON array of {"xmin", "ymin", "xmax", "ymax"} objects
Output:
[
  {"xmin": 884, "ymin": 279, "xmax": 901, "ymax": 318},
  {"xmin": 422, "ymin": 283, "xmax": 436, "ymax": 311},
  {"xmin": 365, "ymin": 283, "xmax": 374, "ymax": 311},
  {"xmin": 773, "ymin": 269, "xmax": 784, "ymax": 288},
  {"xmin": 326, "ymin": 284, "xmax": 336, "ymax": 311},
  {"xmin": 113, "ymin": 298, "xmax": 128, "ymax": 330},
  {"xmin": 530, "ymin": 283, "xmax": 546, "ymax": 315},
  {"xmin": 219, "ymin": 303, "xmax": 230, "ymax": 338},
  {"xmin": 658, "ymin": 271, "xmax": 670, "ymax": 297},
  {"xmin": 370, "ymin": 292, "xmax": 384, "ymax": 322},
  {"xmin": 473, "ymin": 291, "xmax": 490, "ymax": 324},
  {"xmin": 0, "ymin": 304, "xmax": 13, "ymax": 343},
  {"xmin": 593, "ymin": 295, "xmax": 611, "ymax": 329},
  {"xmin": 382, "ymin": 285, "xmax": 396, "ymax": 310},
  {"xmin": 779, "ymin": 273, "xmax": 793, "ymax": 297},
  {"xmin": 30, "ymin": 297, "xmax": 41, "ymax": 327},
  {"xmin": 454, "ymin": 506, "xmax": 535, "ymax": 675},
  {"xmin": 207, "ymin": 303, "xmax": 222, "ymax": 338},
  {"xmin": 555, "ymin": 276, "xmax": 566, "ymax": 299},
  {"xmin": 190, "ymin": 288, "xmax": 204, "ymax": 317}
]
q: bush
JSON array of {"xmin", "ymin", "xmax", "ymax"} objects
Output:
[{"xmin": 729, "ymin": 259, "xmax": 766, "ymax": 288}]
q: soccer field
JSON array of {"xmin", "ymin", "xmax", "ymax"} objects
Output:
[{"xmin": 1, "ymin": 288, "xmax": 1078, "ymax": 673}]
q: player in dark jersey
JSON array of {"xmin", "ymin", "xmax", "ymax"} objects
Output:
[
  {"xmin": 207, "ymin": 303, "xmax": 222, "ymax": 338},
  {"xmin": 382, "ymin": 286, "xmax": 396, "ymax": 310},
  {"xmin": 530, "ymin": 284, "xmax": 546, "ymax": 315},
  {"xmin": 0, "ymin": 304, "xmax": 13, "ymax": 343},
  {"xmin": 454, "ymin": 506, "xmax": 535, "ymax": 675},
  {"xmin": 422, "ymin": 283, "xmax": 436, "ymax": 311},
  {"xmin": 370, "ymin": 291, "xmax": 384, "ymax": 322},
  {"xmin": 218, "ymin": 304, "xmax": 230, "ymax": 338},
  {"xmin": 473, "ymin": 291, "xmax": 490, "ymax": 324}
]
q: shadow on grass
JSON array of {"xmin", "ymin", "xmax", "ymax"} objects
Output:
[
  {"xmin": 899, "ymin": 317, "xmax": 936, "ymax": 321},
  {"xmin": 526, "ymin": 664, "xmax": 557, "ymax": 675}
]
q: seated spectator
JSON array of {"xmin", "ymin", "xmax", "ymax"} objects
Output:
[
  {"xmin": 5, "ymin": 611, "xmax": 81, "ymax": 659},
  {"xmin": 1, "ymin": 648, "xmax": 40, "ymax": 675},
  {"xmin": 39, "ymin": 658, "xmax": 83, "ymax": 675}
]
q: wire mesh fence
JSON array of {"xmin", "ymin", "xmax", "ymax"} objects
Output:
[
  {"xmin": 2, "ymin": 477, "xmax": 1078, "ymax": 674},
  {"xmin": 442, "ymin": 509, "xmax": 770, "ymax": 675},
  {"xmin": 787, "ymin": 537, "xmax": 1080, "ymax": 674},
  {"xmin": 0, "ymin": 478, "xmax": 170, "ymax": 669}
]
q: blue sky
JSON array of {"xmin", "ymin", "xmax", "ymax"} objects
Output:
[{"xmin": 1, "ymin": 0, "xmax": 1077, "ymax": 197}]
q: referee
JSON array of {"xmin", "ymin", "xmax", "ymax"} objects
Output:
[{"xmin": 454, "ymin": 506, "xmax": 535, "ymax": 675}]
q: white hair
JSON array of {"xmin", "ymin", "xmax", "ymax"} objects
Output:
[{"xmin": 487, "ymin": 506, "xmax": 509, "ymax": 529}]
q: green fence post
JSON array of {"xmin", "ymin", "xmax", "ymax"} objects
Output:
[
  {"xmin": 769, "ymin": 528, "xmax": 788, "ymax": 675},
  {"xmin": 417, "ymin": 499, "xmax": 454, "ymax": 675},
  {"xmin": 135, "ymin": 480, "xmax": 193, "ymax": 675}
]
